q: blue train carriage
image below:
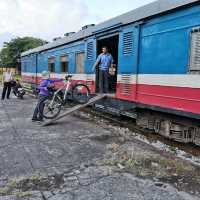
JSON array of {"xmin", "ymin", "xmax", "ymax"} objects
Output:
[
  {"xmin": 21, "ymin": 0, "xmax": 200, "ymax": 145},
  {"xmin": 21, "ymin": 39, "xmax": 89, "ymax": 89}
]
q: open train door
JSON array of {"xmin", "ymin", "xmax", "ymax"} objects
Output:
[
  {"xmin": 85, "ymin": 38, "xmax": 97, "ymax": 93},
  {"xmin": 117, "ymin": 25, "xmax": 140, "ymax": 101},
  {"xmin": 96, "ymin": 34, "xmax": 119, "ymax": 94}
]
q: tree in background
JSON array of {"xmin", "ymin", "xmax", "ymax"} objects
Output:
[{"xmin": 0, "ymin": 37, "xmax": 47, "ymax": 70}]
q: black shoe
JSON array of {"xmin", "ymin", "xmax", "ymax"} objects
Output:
[
  {"xmin": 32, "ymin": 118, "xmax": 43, "ymax": 122},
  {"xmin": 32, "ymin": 118, "xmax": 38, "ymax": 122}
]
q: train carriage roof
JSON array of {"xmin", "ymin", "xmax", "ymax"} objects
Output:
[{"xmin": 21, "ymin": 0, "xmax": 199, "ymax": 57}]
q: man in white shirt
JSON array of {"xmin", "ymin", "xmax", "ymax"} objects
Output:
[{"xmin": 1, "ymin": 68, "xmax": 13, "ymax": 100}]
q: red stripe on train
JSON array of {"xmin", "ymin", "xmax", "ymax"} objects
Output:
[{"xmin": 116, "ymin": 83, "xmax": 200, "ymax": 115}]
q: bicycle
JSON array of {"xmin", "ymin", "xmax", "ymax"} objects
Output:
[{"xmin": 39, "ymin": 75, "xmax": 90, "ymax": 119}]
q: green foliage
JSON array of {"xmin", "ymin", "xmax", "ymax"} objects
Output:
[{"xmin": 0, "ymin": 37, "xmax": 47, "ymax": 67}]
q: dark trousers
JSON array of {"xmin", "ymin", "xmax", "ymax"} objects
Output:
[
  {"xmin": 109, "ymin": 75, "xmax": 116, "ymax": 91},
  {"xmin": 32, "ymin": 95, "xmax": 48, "ymax": 120},
  {"xmin": 1, "ymin": 82, "xmax": 11, "ymax": 100},
  {"xmin": 99, "ymin": 70, "xmax": 109, "ymax": 93}
]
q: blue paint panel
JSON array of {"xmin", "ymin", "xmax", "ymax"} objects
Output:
[
  {"xmin": 139, "ymin": 6, "xmax": 200, "ymax": 74},
  {"xmin": 139, "ymin": 29, "xmax": 190, "ymax": 74},
  {"xmin": 38, "ymin": 52, "xmax": 47, "ymax": 72},
  {"xmin": 21, "ymin": 54, "xmax": 37, "ymax": 73},
  {"xmin": 143, "ymin": 5, "xmax": 200, "ymax": 29}
]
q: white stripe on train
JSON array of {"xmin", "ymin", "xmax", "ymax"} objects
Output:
[
  {"xmin": 21, "ymin": 72, "xmax": 95, "ymax": 81},
  {"xmin": 117, "ymin": 74, "xmax": 200, "ymax": 89},
  {"xmin": 22, "ymin": 72, "xmax": 200, "ymax": 89}
]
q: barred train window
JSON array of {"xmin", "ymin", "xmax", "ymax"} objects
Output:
[
  {"xmin": 60, "ymin": 55, "xmax": 69, "ymax": 73},
  {"xmin": 76, "ymin": 52, "xmax": 85, "ymax": 73},
  {"xmin": 123, "ymin": 32, "xmax": 133, "ymax": 55},
  {"xmin": 189, "ymin": 28, "xmax": 200, "ymax": 74},
  {"xmin": 87, "ymin": 42, "xmax": 93, "ymax": 60},
  {"xmin": 48, "ymin": 57, "xmax": 55, "ymax": 73}
]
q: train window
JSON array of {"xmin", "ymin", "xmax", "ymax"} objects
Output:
[
  {"xmin": 189, "ymin": 28, "xmax": 200, "ymax": 73},
  {"xmin": 76, "ymin": 52, "xmax": 85, "ymax": 73},
  {"xmin": 48, "ymin": 57, "xmax": 55, "ymax": 73},
  {"xmin": 123, "ymin": 32, "xmax": 133, "ymax": 55},
  {"xmin": 60, "ymin": 55, "xmax": 69, "ymax": 73}
]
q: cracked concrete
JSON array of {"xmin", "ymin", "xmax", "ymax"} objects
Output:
[{"xmin": 0, "ymin": 94, "xmax": 200, "ymax": 199}]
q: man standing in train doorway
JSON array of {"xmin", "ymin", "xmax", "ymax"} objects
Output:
[{"xmin": 93, "ymin": 46, "xmax": 114, "ymax": 94}]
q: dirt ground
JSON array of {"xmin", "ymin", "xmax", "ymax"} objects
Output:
[{"xmin": 0, "ymin": 93, "xmax": 200, "ymax": 200}]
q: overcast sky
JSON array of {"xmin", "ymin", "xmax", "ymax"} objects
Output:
[{"xmin": 0, "ymin": 0, "xmax": 155, "ymax": 48}]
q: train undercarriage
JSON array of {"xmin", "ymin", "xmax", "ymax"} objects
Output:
[{"xmin": 136, "ymin": 110, "xmax": 200, "ymax": 146}]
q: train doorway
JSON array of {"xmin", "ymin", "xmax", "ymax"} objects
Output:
[{"xmin": 96, "ymin": 34, "xmax": 119, "ymax": 93}]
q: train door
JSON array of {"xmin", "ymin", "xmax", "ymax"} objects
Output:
[
  {"xmin": 96, "ymin": 34, "xmax": 119, "ymax": 93},
  {"xmin": 117, "ymin": 26, "xmax": 139, "ymax": 100}
]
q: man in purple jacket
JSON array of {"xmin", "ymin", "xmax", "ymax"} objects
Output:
[{"xmin": 32, "ymin": 71, "xmax": 63, "ymax": 122}]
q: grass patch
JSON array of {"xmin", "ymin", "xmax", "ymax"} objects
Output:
[
  {"xmin": 15, "ymin": 191, "xmax": 32, "ymax": 198},
  {"xmin": 0, "ymin": 173, "xmax": 64, "ymax": 197},
  {"xmin": 0, "ymin": 187, "xmax": 10, "ymax": 196},
  {"xmin": 105, "ymin": 144, "xmax": 196, "ymax": 180}
]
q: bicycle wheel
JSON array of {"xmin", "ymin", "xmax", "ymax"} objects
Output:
[
  {"xmin": 72, "ymin": 83, "xmax": 90, "ymax": 104},
  {"xmin": 39, "ymin": 96, "xmax": 62, "ymax": 119}
]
